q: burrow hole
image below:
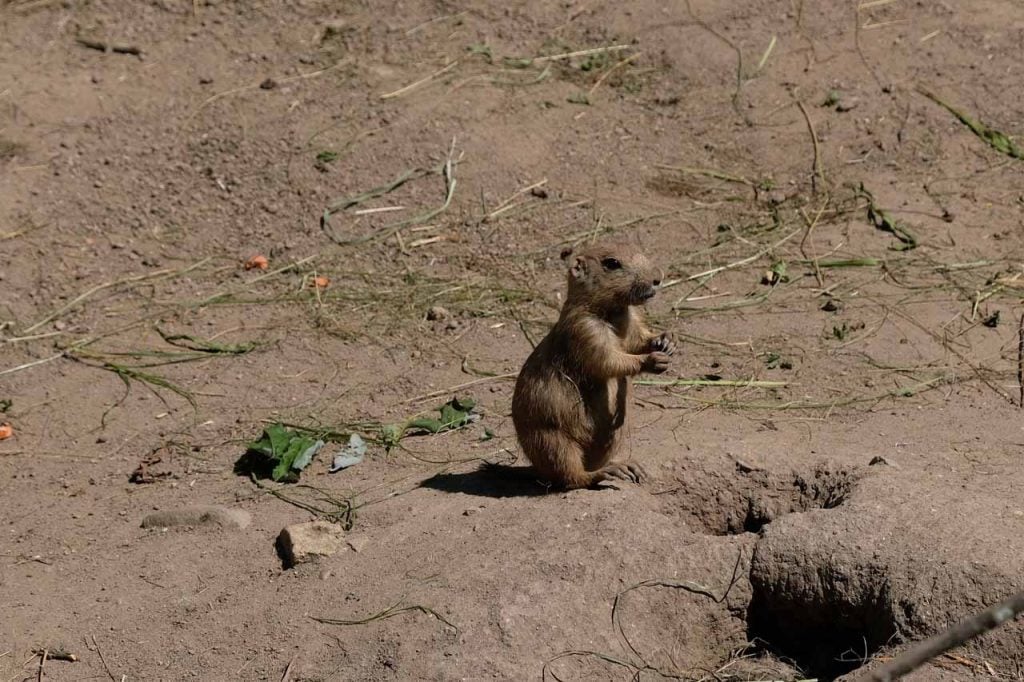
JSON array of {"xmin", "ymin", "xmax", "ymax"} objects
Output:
[{"xmin": 660, "ymin": 463, "xmax": 858, "ymax": 536}]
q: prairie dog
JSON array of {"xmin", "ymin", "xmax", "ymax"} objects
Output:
[{"xmin": 511, "ymin": 241, "xmax": 675, "ymax": 489}]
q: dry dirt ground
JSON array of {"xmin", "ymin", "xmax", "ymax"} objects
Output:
[{"xmin": 3, "ymin": 1, "xmax": 1024, "ymax": 680}]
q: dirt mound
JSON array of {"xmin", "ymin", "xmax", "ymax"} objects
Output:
[
  {"xmin": 661, "ymin": 461, "xmax": 858, "ymax": 535},
  {"xmin": 750, "ymin": 469, "xmax": 1024, "ymax": 680}
]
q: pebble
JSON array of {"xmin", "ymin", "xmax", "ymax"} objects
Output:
[{"xmin": 426, "ymin": 306, "xmax": 450, "ymax": 321}]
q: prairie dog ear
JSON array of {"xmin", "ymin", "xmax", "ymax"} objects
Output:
[
  {"xmin": 568, "ymin": 255, "xmax": 587, "ymax": 281},
  {"xmin": 560, "ymin": 246, "xmax": 574, "ymax": 261}
]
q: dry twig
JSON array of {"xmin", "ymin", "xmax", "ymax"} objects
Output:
[{"xmin": 851, "ymin": 590, "xmax": 1024, "ymax": 681}]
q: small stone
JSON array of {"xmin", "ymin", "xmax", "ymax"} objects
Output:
[
  {"xmin": 836, "ymin": 98, "xmax": 859, "ymax": 112},
  {"xmin": 141, "ymin": 505, "xmax": 251, "ymax": 530},
  {"xmin": 278, "ymin": 520, "xmax": 346, "ymax": 567},
  {"xmin": 426, "ymin": 306, "xmax": 450, "ymax": 321},
  {"xmin": 320, "ymin": 19, "xmax": 347, "ymax": 40},
  {"xmin": 259, "ymin": 78, "xmax": 277, "ymax": 90},
  {"xmin": 868, "ymin": 455, "xmax": 899, "ymax": 468}
]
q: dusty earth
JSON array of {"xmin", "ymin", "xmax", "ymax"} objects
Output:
[{"xmin": 3, "ymin": 0, "xmax": 1024, "ymax": 680}]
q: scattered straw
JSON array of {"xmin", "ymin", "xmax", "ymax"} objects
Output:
[
  {"xmin": 796, "ymin": 100, "xmax": 825, "ymax": 192},
  {"xmin": 22, "ymin": 258, "xmax": 211, "ymax": 334},
  {"xmin": 636, "ymin": 378, "xmax": 787, "ymax": 388},
  {"xmin": 189, "ymin": 60, "xmax": 349, "ymax": 120},
  {"xmin": 587, "ymin": 51, "xmax": 642, "ymax": 98},
  {"xmin": 918, "ymin": 87, "xmax": 1024, "ymax": 160},
  {"xmin": 380, "ymin": 60, "xmax": 459, "ymax": 99},
  {"xmin": 755, "ymin": 35, "xmax": 777, "ymax": 72}
]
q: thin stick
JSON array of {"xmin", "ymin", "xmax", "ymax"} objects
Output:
[
  {"xmin": 684, "ymin": 227, "xmax": 802, "ymax": 281},
  {"xmin": 2, "ymin": 331, "xmax": 64, "ymax": 344},
  {"xmin": 190, "ymin": 60, "xmax": 348, "ymax": 119},
  {"xmin": 405, "ymin": 11, "xmax": 466, "ymax": 35},
  {"xmin": 532, "ymin": 44, "xmax": 631, "ymax": 64},
  {"xmin": 23, "ymin": 258, "xmax": 210, "ymax": 334},
  {"xmin": 353, "ymin": 206, "xmax": 405, "ymax": 216},
  {"xmin": 796, "ymin": 100, "xmax": 825, "ymax": 193},
  {"xmin": 755, "ymin": 35, "xmax": 777, "ymax": 72},
  {"xmin": 636, "ymin": 378, "xmax": 787, "ymax": 388},
  {"xmin": 91, "ymin": 635, "xmax": 116, "ymax": 682},
  {"xmin": 280, "ymin": 655, "xmax": 298, "ymax": 682},
  {"xmin": 799, "ymin": 198, "xmax": 829, "ymax": 287},
  {"xmin": 485, "ymin": 178, "xmax": 548, "ymax": 221},
  {"xmin": 653, "ymin": 164, "xmax": 754, "ymax": 186},
  {"xmin": 0, "ymin": 352, "xmax": 64, "ymax": 378},
  {"xmin": 587, "ymin": 52, "xmax": 642, "ymax": 98},
  {"xmin": 380, "ymin": 60, "xmax": 459, "ymax": 100},
  {"xmin": 851, "ymin": 590, "xmax": 1024, "ymax": 682},
  {"xmin": 404, "ymin": 372, "xmax": 518, "ymax": 404},
  {"xmin": 12, "ymin": 0, "xmax": 64, "ymax": 11},
  {"xmin": 36, "ymin": 649, "xmax": 46, "ymax": 682},
  {"xmin": 1017, "ymin": 313, "xmax": 1023, "ymax": 409}
]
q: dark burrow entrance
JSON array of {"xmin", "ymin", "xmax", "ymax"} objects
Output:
[
  {"xmin": 661, "ymin": 462, "xmax": 898, "ymax": 679},
  {"xmin": 659, "ymin": 462, "xmax": 858, "ymax": 536},
  {"xmin": 745, "ymin": 571, "xmax": 899, "ymax": 680}
]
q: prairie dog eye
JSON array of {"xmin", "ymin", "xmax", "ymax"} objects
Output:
[{"xmin": 601, "ymin": 257, "xmax": 622, "ymax": 271}]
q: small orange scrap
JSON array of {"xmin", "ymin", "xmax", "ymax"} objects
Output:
[
  {"xmin": 311, "ymin": 275, "xmax": 330, "ymax": 289},
  {"xmin": 244, "ymin": 254, "xmax": 269, "ymax": 271},
  {"xmin": 0, "ymin": 423, "xmax": 12, "ymax": 440}
]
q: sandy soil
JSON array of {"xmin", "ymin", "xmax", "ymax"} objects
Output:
[{"xmin": 2, "ymin": 1, "xmax": 1024, "ymax": 680}]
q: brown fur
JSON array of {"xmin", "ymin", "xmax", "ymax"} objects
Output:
[{"xmin": 511, "ymin": 241, "xmax": 676, "ymax": 489}]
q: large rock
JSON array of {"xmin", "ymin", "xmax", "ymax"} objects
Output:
[{"xmin": 277, "ymin": 520, "xmax": 346, "ymax": 567}]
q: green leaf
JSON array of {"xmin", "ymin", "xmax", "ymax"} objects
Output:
[
  {"xmin": 380, "ymin": 423, "xmax": 405, "ymax": 452},
  {"xmin": 919, "ymin": 88, "xmax": 1024, "ymax": 160},
  {"xmin": 247, "ymin": 423, "xmax": 324, "ymax": 482},
  {"xmin": 466, "ymin": 43, "xmax": 493, "ymax": 63},
  {"xmin": 502, "ymin": 57, "xmax": 534, "ymax": 69},
  {"xmin": 316, "ymin": 150, "xmax": 339, "ymax": 164},
  {"xmin": 407, "ymin": 417, "xmax": 444, "ymax": 433},
  {"xmin": 157, "ymin": 328, "xmax": 255, "ymax": 354},
  {"xmin": 380, "ymin": 396, "xmax": 481, "ymax": 451},
  {"xmin": 859, "ymin": 184, "xmax": 918, "ymax": 251}
]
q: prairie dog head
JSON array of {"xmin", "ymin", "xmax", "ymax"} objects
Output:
[{"xmin": 561, "ymin": 241, "xmax": 664, "ymax": 311}]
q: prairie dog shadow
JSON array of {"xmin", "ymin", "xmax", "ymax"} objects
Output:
[{"xmin": 419, "ymin": 462, "xmax": 552, "ymax": 498}]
